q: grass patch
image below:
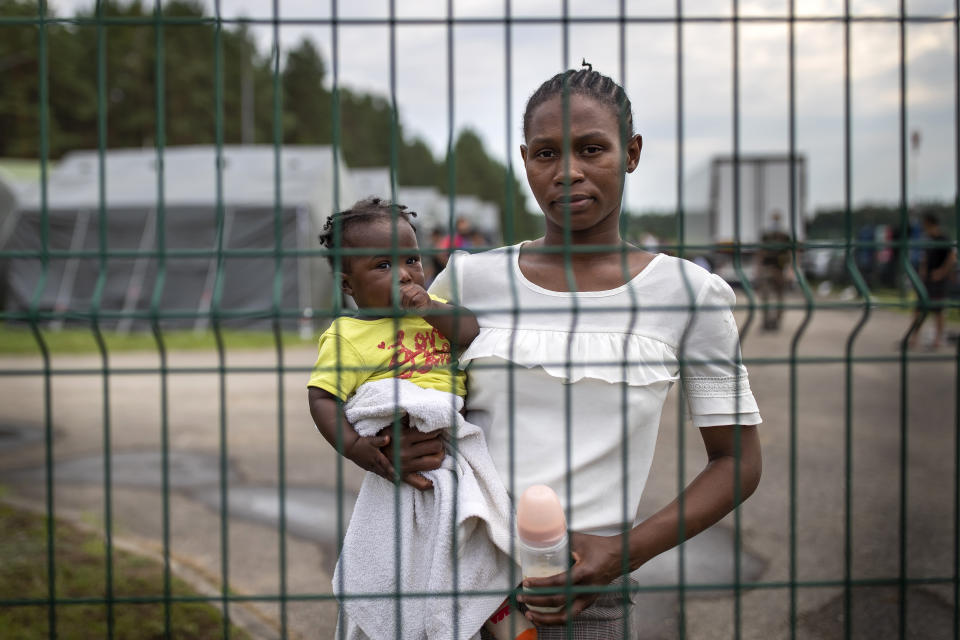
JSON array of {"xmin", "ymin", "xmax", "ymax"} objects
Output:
[
  {"xmin": 0, "ymin": 326, "xmax": 317, "ymax": 355},
  {"xmin": 0, "ymin": 503, "xmax": 253, "ymax": 639}
]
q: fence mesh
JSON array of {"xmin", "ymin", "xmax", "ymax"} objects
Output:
[{"xmin": 0, "ymin": 1, "xmax": 958, "ymax": 639}]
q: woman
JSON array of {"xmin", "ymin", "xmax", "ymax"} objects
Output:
[{"xmin": 411, "ymin": 65, "xmax": 762, "ymax": 636}]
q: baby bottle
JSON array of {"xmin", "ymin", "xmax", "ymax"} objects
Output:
[{"xmin": 516, "ymin": 484, "xmax": 569, "ymax": 613}]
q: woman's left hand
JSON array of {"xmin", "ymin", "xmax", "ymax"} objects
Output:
[{"xmin": 518, "ymin": 531, "xmax": 629, "ymax": 626}]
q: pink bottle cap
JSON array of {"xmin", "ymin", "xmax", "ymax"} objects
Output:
[{"xmin": 516, "ymin": 484, "xmax": 567, "ymax": 546}]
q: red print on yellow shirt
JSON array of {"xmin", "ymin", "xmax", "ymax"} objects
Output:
[{"xmin": 377, "ymin": 328, "xmax": 451, "ymax": 379}]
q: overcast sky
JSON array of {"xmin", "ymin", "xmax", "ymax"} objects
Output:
[{"xmin": 49, "ymin": 0, "xmax": 957, "ymax": 216}]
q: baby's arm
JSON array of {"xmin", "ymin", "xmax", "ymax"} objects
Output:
[
  {"xmin": 399, "ymin": 283, "xmax": 479, "ymax": 352},
  {"xmin": 308, "ymin": 386, "xmax": 441, "ymax": 491},
  {"xmin": 309, "ymin": 386, "xmax": 394, "ymax": 480}
]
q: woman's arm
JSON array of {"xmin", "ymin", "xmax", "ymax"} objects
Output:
[{"xmin": 519, "ymin": 424, "xmax": 762, "ymax": 625}]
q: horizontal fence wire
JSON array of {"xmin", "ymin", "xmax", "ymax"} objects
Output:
[
  {"xmin": 1, "ymin": 572, "xmax": 958, "ymax": 604},
  {"xmin": 2, "ymin": 15, "xmax": 960, "ymax": 26},
  {"xmin": 0, "ymin": 1, "xmax": 957, "ymax": 639}
]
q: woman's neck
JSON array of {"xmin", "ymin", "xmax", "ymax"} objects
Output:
[
  {"xmin": 542, "ymin": 215, "xmax": 622, "ymax": 243},
  {"xmin": 518, "ymin": 237, "xmax": 655, "ymax": 292},
  {"xmin": 540, "ymin": 225, "xmax": 624, "ymax": 251}
]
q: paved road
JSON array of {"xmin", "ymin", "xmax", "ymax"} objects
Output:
[{"xmin": 0, "ymin": 296, "xmax": 957, "ymax": 639}]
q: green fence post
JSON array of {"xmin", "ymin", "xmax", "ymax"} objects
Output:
[
  {"xmin": 269, "ymin": 2, "xmax": 290, "ymax": 637},
  {"xmin": 29, "ymin": 2, "xmax": 57, "ymax": 637},
  {"xmin": 90, "ymin": 4, "xmax": 116, "ymax": 636},
  {"xmin": 147, "ymin": 1, "xmax": 173, "ymax": 636},
  {"xmin": 210, "ymin": 4, "xmax": 231, "ymax": 636}
]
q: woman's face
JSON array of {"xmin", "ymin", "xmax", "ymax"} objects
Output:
[{"xmin": 520, "ymin": 93, "xmax": 641, "ymax": 237}]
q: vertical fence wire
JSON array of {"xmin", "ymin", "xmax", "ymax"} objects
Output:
[
  {"xmin": 269, "ymin": 1, "xmax": 289, "ymax": 635},
  {"xmin": 897, "ymin": 1, "xmax": 913, "ymax": 636},
  {"xmin": 558, "ymin": 3, "xmax": 583, "ymax": 635},
  {"xmin": 148, "ymin": 1, "xmax": 172, "ymax": 636},
  {"xmin": 786, "ymin": 3, "xmax": 816, "ymax": 640},
  {"xmin": 91, "ymin": 3, "xmax": 115, "ymax": 636},
  {"xmin": 443, "ymin": 2, "xmax": 461, "ymax": 632},
  {"xmin": 674, "ymin": 3, "xmax": 690, "ymax": 638},
  {"xmin": 955, "ymin": 3, "xmax": 960, "ymax": 638},
  {"xmin": 616, "ymin": 3, "xmax": 635, "ymax": 636},
  {"xmin": 30, "ymin": 2, "xmax": 57, "ymax": 638},
  {"xmin": 501, "ymin": 6, "xmax": 523, "ymax": 639},
  {"xmin": 841, "ymin": 2, "xmax": 874, "ymax": 638},
  {"xmin": 387, "ymin": 2, "xmax": 403, "ymax": 635},
  {"xmin": 209, "ymin": 3, "xmax": 231, "ymax": 636},
  {"xmin": 328, "ymin": 3, "xmax": 350, "ymax": 639},
  {"xmin": 729, "ymin": 3, "xmax": 746, "ymax": 639}
]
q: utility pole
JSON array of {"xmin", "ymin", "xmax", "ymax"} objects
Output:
[
  {"xmin": 242, "ymin": 63, "xmax": 254, "ymax": 144},
  {"xmin": 910, "ymin": 129, "xmax": 921, "ymax": 210}
]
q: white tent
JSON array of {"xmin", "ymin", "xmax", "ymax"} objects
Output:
[
  {"xmin": 394, "ymin": 187, "xmax": 499, "ymax": 240},
  {"xmin": 2, "ymin": 145, "xmax": 355, "ymax": 331},
  {"xmin": 348, "ymin": 167, "xmax": 501, "ymax": 241},
  {"xmin": 350, "ymin": 167, "xmax": 394, "ymax": 202},
  {"xmin": 0, "ymin": 169, "xmax": 21, "ymax": 312},
  {"xmin": 0, "ymin": 170, "xmax": 18, "ymax": 248}
]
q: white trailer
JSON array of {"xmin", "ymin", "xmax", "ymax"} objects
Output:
[
  {"xmin": 678, "ymin": 154, "xmax": 807, "ymax": 284},
  {"xmin": 709, "ymin": 154, "xmax": 807, "ymax": 243}
]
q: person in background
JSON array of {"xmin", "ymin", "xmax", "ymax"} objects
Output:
[
  {"xmin": 755, "ymin": 210, "xmax": 792, "ymax": 331},
  {"xmin": 692, "ymin": 253, "xmax": 713, "ymax": 273},
  {"xmin": 908, "ymin": 212, "xmax": 957, "ymax": 350},
  {"xmin": 453, "ymin": 215, "xmax": 476, "ymax": 248},
  {"xmin": 431, "ymin": 216, "xmax": 475, "ymax": 274},
  {"xmin": 470, "ymin": 227, "xmax": 491, "ymax": 250},
  {"xmin": 425, "ymin": 226, "xmax": 449, "ymax": 285}
]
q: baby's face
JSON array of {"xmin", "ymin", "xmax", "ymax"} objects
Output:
[{"xmin": 340, "ymin": 218, "xmax": 425, "ymax": 311}]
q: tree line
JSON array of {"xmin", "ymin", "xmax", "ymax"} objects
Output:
[{"xmin": 0, "ymin": 0, "xmax": 540, "ymax": 239}]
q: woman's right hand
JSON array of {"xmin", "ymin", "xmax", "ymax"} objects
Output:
[
  {"xmin": 342, "ymin": 432, "xmax": 395, "ymax": 482},
  {"xmin": 378, "ymin": 422, "xmax": 446, "ymax": 491},
  {"xmin": 518, "ymin": 531, "xmax": 625, "ymax": 625}
]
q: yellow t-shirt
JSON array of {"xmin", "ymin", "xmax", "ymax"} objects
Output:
[{"xmin": 307, "ymin": 310, "xmax": 466, "ymax": 400}]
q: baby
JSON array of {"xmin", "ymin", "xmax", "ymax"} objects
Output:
[
  {"xmin": 307, "ymin": 198, "xmax": 527, "ymax": 640},
  {"xmin": 307, "ymin": 197, "xmax": 478, "ymax": 489}
]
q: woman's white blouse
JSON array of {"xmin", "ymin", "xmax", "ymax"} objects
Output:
[{"xmin": 428, "ymin": 244, "xmax": 761, "ymax": 534}]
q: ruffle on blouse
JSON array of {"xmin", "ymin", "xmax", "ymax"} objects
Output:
[{"xmin": 458, "ymin": 327, "xmax": 679, "ymax": 387}]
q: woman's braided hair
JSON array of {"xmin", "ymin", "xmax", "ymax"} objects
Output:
[
  {"xmin": 522, "ymin": 60, "xmax": 634, "ymax": 141},
  {"xmin": 318, "ymin": 197, "xmax": 418, "ymax": 269}
]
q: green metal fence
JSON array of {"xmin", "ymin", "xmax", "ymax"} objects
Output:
[{"xmin": 0, "ymin": 1, "xmax": 958, "ymax": 638}]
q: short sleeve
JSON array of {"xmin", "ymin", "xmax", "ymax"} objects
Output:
[
  {"xmin": 681, "ymin": 274, "xmax": 762, "ymax": 427},
  {"xmin": 307, "ymin": 330, "xmax": 365, "ymax": 401}
]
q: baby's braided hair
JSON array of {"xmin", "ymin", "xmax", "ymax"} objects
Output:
[
  {"xmin": 522, "ymin": 60, "xmax": 635, "ymax": 141},
  {"xmin": 318, "ymin": 197, "xmax": 418, "ymax": 269}
]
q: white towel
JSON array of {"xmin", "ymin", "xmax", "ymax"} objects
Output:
[{"xmin": 334, "ymin": 378, "xmax": 515, "ymax": 640}]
